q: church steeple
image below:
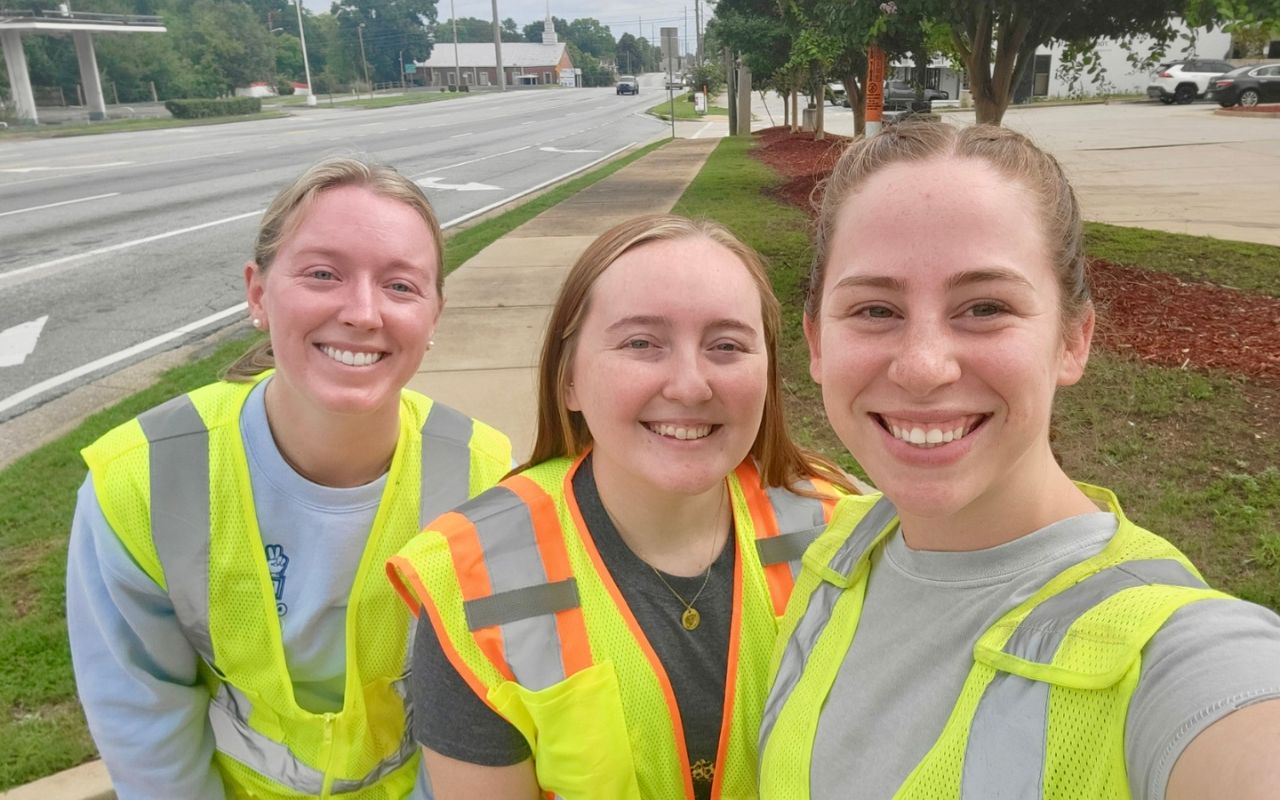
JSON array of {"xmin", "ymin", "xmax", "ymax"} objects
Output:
[{"xmin": 542, "ymin": 2, "xmax": 558, "ymax": 44}]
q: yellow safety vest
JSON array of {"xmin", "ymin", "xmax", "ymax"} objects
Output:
[
  {"xmin": 387, "ymin": 453, "xmax": 842, "ymax": 799},
  {"xmin": 81, "ymin": 374, "xmax": 511, "ymax": 799},
  {"xmin": 757, "ymin": 485, "xmax": 1235, "ymax": 800}
]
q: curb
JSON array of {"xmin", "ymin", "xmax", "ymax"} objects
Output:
[{"xmin": 0, "ymin": 761, "xmax": 112, "ymax": 800}]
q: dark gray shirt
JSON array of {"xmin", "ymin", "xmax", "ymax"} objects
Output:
[{"xmin": 411, "ymin": 457, "xmax": 734, "ymax": 800}]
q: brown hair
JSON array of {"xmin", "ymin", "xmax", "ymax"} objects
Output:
[
  {"xmin": 807, "ymin": 122, "xmax": 1090, "ymax": 322},
  {"xmin": 223, "ymin": 156, "xmax": 444, "ymax": 381},
  {"xmin": 519, "ymin": 214, "xmax": 856, "ymax": 494}
]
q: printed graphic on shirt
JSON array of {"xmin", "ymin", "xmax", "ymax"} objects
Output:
[{"xmin": 265, "ymin": 543, "xmax": 290, "ymax": 616}]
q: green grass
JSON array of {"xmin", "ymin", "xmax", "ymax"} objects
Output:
[
  {"xmin": 673, "ymin": 134, "xmax": 1280, "ymax": 606},
  {"xmin": 347, "ymin": 90, "xmax": 474, "ymax": 110},
  {"xmin": 0, "ymin": 136, "xmax": 666, "ymax": 789},
  {"xmin": 647, "ymin": 93, "xmax": 730, "ymax": 121},
  {"xmin": 1084, "ymin": 221, "xmax": 1280, "ymax": 296},
  {"xmin": 0, "ymin": 111, "xmax": 289, "ymax": 140}
]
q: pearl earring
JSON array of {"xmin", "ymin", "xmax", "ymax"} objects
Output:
[
  {"xmin": 252, "ymin": 318, "xmax": 262, "ymax": 329},
  {"xmin": 427, "ymin": 339, "xmax": 435, "ymax": 349}
]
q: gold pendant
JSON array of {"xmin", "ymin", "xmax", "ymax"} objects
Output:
[{"xmin": 681, "ymin": 607, "xmax": 701, "ymax": 631}]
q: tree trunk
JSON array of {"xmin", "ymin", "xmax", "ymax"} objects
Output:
[
  {"xmin": 844, "ymin": 70, "xmax": 865, "ymax": 136},
  {"xmin": 783, "ymin": 90, "xmax": 790, "ymax": 127},
  {"xmin": 816, "ymin": 86, "xmax": 825, "ymax": 140},
  {"xmin": 791, "ymin": 84, "xmax": 799, "ymax": 133}
]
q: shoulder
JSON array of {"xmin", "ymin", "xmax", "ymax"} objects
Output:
[{"xmin": 404, "ymin": 391, "xmax": 511, "ymax": 465}]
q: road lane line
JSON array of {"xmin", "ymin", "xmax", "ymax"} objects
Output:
[
  {"xmin": 691, "ymin": 121, "xmax": 714, "ymax": 139},
  {"xmin": 441, "ymin": 141, "xmax": 636, "ymax": 228},
  {"xmin": 410, "ymin": 146, "xmax": 530, "ymax": 177},
  {"xmin": 0, "ymin": 162, "xmax": 132, "ymax": 173},
  {"xmin": 0, "ymin": 192, "xmax": 119, "ymax": 219},
  {"xmin": 449, "ymin": 133, "xmax": 469, "ymax": 139},
  {"xmin": 0, "ymin": 303, "xmax": 248, "ymax": 417},
  {"xmin": 0, "ymin": 209, "xmax": 262, "ymax": 289}
]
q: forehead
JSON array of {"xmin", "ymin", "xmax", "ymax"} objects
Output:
[
  {"xmin": 826, "ymin": 157, "xmax": 1051, "ymax": 288},
  {"xmin": 586, "ymin": 236, "xmax": 764, "ymax": 323},
  {"xmin": 281, "ymin": 186, "xmax": 436, "ymax": 263}
]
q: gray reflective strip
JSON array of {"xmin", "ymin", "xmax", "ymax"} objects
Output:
[
  {"xmin": 755, "ymin": 529, "xmax": 823, "ymax": 568},
  {"xmin": 137, "ymin": 394, "xmax": 215, "ymax": 664},
  {"xmin": 466, "ymin": 486, "xmax": 569, "ymax": 691},
  {"xmin": 466, "ymin": 579, "xmax": 579, "ymax": 629},
  {"xmin": 961, "ymin": 558, "xmax": 1208, "ymax": 797},
  {"xmin": 758, "ymin": 497, "xmax": 897, "ymax": 761},
  {"xmin": 420, "ymin": 402, "xmax": 475, "ymax": 527},
  {"xmin": 210, "ymin": 683, "xmax": 416, "ymax": 794}
]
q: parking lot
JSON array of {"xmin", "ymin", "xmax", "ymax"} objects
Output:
[{"xmin": 751, "ymin": 97, "xmax": 1280, "ymax": 247}]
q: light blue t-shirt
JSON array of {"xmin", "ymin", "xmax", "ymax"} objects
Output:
[{"xmin": 66, "ymin": 378, "xmax": 432, "ymax": 799}]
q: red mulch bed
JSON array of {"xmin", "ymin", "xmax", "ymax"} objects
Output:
[{"xmin": 750, "ymin": 127, "xmax": 1280, "ymax": 383}]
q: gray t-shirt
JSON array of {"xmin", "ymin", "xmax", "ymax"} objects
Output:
[
  {"xmin": 809, "ymin": 512, "xmax": 1280, "ymax": 800},
  {"xmin": 411, "ymin": 456, "xmax": 734, "ymax": 800}
]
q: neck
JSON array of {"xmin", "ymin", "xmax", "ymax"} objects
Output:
[
  {"xmin": 591, "ymin": 456, "xmax": 730, "ymax": 577},
  {"xmin": 263, "ymin": 380, "xmax": 400, "ymax": 488},
  {"xmin": 898, "ymin": 451, "xmax": 1100, "ymax": 552}
]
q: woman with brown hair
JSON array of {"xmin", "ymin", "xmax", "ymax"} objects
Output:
[
  {"xmin": 757, "ymin": 122, "xmax": 1280, "ymax": 799},
  {"xmin": 387, "ymin": 214, "xmax": 856, "ymax": 800},
  {"xmin": 67, "ymin": 157, "xmax": 511, "ymax": 799}
]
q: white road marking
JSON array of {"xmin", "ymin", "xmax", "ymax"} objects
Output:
[
  {"xmin": 0, "ymin": 304, "xmax": 246, "ymax": 416},
  {"xmin": 0, "ymin": 315, "xmax": 48, "ymax": 368},
  {"xmin": 0, "ymin": 162, "xmax": 132, "ymax": 173},
  {"xmin": 0, "ymin": 192, "xmax": 119, "ymax": 219},
  {"xmin": 0, "ymin": 210, "xmax": 262, "ymax": 289},
  {"xmin": 540, "ymin": 146, "xmax": 599, "ymax": 154},
  {"xmin": 417, "ymin": 177, "xmax": 502, "ymax": 192},
  {"xmin": 449, "ymin": 133, "xmax": 469, "ymax": 138},
  {"xmin": 412, "ymin": 145, "xmax": 530, "ymax": 176},
  {"xmin": 691, "ymin": 121, "xmax": 715, "ymax": 139}
]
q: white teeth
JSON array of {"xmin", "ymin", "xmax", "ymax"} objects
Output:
[
  {"xmin": 888, "ymin": 419, "xmax": 974, "ymax": 448},
  {"xmin": 648, "ymin": 423, "xmax": 713, "ymax": 441},
  {"xmin": 322, "ymin": 346, "xmax": 383, "ymax": 367}
]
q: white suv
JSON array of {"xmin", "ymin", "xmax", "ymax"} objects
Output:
[{"xmin": 1147, "ymin": 59, "xmax": 1236, "ymax": 105}]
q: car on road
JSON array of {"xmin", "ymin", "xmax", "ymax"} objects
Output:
[
  {"xmin": 883, "ymin": 80, "xmax": 948, "ymax": 109},
  {"xmin": 826, "ymin": 82, "xmax": 846, "ymax": 106},
  {"xmin": 616, "ymin": 75, "xmax": 639, "ymax": 95},
  {"xmin": 1210, "ymin": 63, "xmax": 1280, "ymax": 107},
  {"xmin": 1146, "ymin": 59, "xmax": 1236, "ymax": 105}
]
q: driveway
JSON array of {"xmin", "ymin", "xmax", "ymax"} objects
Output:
[{"xmin": 754, "ymin": 96, "xmax": 1280, "ymax": 247}]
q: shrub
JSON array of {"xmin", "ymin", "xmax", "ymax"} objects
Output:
[
  {"xmin": 164, "ymin": 97, "xmax": 262, "ymax": 118},
  {"xmin": 276, "ymin": 80, "xmax": 295, "ymax": 96}
]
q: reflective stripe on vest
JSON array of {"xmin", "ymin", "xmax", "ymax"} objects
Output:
[
  {"xmin": 960, "ymin": 558, "xmax": 1207, "ymax": 798},
  {"xmin": 135, "ymin": 389, "xmax": 478, "ymax": 794},
  {"xmin": 756, "ymin": 481, "xmax": 828, "ymax": 577},
  {"xmin": 758, "ymin": 495, "xmax": 897, "ymax": 759}
]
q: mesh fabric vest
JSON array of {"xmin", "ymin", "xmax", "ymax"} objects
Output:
[
  {"xmin": 82, "ymin": 375, "xmax": 511, "ymax": 798},
  {"xmin": 388, "ymin": 453, "xmax": 840, "ymax": 799},
  {"xmin": 757, "ymin": 487, "xmax": 1234, "ymax": 800}
]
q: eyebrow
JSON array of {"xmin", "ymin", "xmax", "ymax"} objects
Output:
[
  {"xmin": 603, "ymin": 315, "xmax": 760, "ymax": 336},
  {"xmin": 831, "ymin": 268, "xmax": 1035, "ymax": 293}
]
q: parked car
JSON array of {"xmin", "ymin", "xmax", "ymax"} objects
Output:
[
  {"xmin": 1146, "ymin": 59, "xmax": 1236, "ymax": 104},
  {"xmin": 616, "ymin": 75, "xmax": 639, "ymax": 95},
  {"xmin": 1209, "ymin": 63, "xmax": 1280, "ymax": 107},
  {"xmin": 884, "ymin": 80, "xmax": 948, "ymax": 109},
  {"xmin": 826, "ymin": 81, "xmax": 847, "ymax": 106}
]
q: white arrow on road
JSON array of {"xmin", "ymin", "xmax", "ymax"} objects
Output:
[
  {"xmin": 539, "ymin": 146, "xmax": 599, "ymax": 154},
  {"xmin": 417, "ymin": 177, "xmax": 502, "ymax": 192},
  {"xmin": 0, "ymin": 315, "xmax": 48, "ymax": 368}
]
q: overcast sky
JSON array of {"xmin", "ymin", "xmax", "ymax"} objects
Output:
[{"xmin": 302, "ymin": 0, "xmax": 707, "ymax": 45}]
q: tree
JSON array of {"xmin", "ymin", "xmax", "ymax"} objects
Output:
[
  {"xmin": 330, "ymin": 1, "xmax": 435, "ymax": 85},
  {"xmin": 566, "ymin": 18, "xmax": 615, "ymax": 59},
  {"xmin": 523, "ymin": 16, "xmax": 569, "ymax": 43},
  {"xmin": 439, "ymin": 16, "xmax": 502, "ymax": 43},
  {"xmin": 939, "ymin": 0, "xmax": 1220, "ymax": 124},
  {"xmin": 501, "ymin": 17, "xmax": 521, "ymax": 41},
  {"xmin": 616, "ymin": 32, "xmax": 644, "ymax": 73}
]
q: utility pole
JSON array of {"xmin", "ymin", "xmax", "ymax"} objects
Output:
[
  {"xmin": 450, "ymin": 0, "xmax": 461, "ymax": 89},
  {"xmin": 491, "ymin": 0, "xmax": 505, "ymax": 91},
  {"xmin": 695, "ymin": 0, "xmax": 702, "ymax": 65},
  {"xmin": 684, "ymin": 7, "xmax": 687, "ymax": 75},
  {"xmin": 357, "ymin": 23, "xmax": 371, "ymax": 96},
  {"xmin": 293, "ymin": 0, "xmax": 316, "ymax": 106},
  {"xmin": 399, "ymin": 49, "xmax": 405, "ymax": 89}
]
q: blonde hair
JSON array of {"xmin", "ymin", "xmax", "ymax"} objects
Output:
[
  {"xmin": 224, "ymin": 156, "xmax": 443, "ymax": 381},
  {"xmin": 520, "ymin": 214, "xmax": 855, "ymax": 493},
  {"xmin": 807, "ymin": 122, "xmax": 1091, "ymax": 322}
]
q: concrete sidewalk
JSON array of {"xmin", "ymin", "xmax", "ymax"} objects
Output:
[
  {"xmin": 409, "ymin": 137, "xmax": 718, "ymax": 460},
  {"xmin": 0, "ymin": 136, "xmax": 719, "ymax": 800}
]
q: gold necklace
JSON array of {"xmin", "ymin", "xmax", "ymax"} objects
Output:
[{"xmin": 647, "ymin": 489, "xmax": 727, "ymax": 631}]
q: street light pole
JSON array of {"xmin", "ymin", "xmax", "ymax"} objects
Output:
[
  {"xmin": 293, "ymin": 0, "xmax": 316, "ymax": 106},
  {"xmin": 357, "ymin": 22, "xmax": 371, "ymax": 97}
]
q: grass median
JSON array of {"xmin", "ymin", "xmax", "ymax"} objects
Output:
[
  {"xmin": 673, "ymin": 134, "xmax": 1280, "ymax": 612},
  {"xmin": 0, "ymin": 135, "xmax": 665, "ymax": 790},
  {"xmin": 0, "ymin": 111, "xmax": 290, "ymax": 140},
  {"xmin": 647, "ymin": 93, "xmax": 730, "ymax": 121}
]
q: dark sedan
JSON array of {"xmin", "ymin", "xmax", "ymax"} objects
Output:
[{"xmin": 1210, "ymin": 64, "xmax": 1280, "ymax": 107}]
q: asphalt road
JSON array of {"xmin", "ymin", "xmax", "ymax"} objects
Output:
[{"xmin": 0, "ymin": 80, "xmax": 669, "ymax": 421}]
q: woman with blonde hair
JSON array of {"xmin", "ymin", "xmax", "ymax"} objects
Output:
[
  {"xmin": 757, "ymin": 121, "xmax": 1280, "ymax": 799},
  {"xmin": 67, "ymin": 157, "xmax": 511, "ymax": 798},
  {"xmin": 387, "ymin": 214, "xmax": 856, "ymax": 799}
]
